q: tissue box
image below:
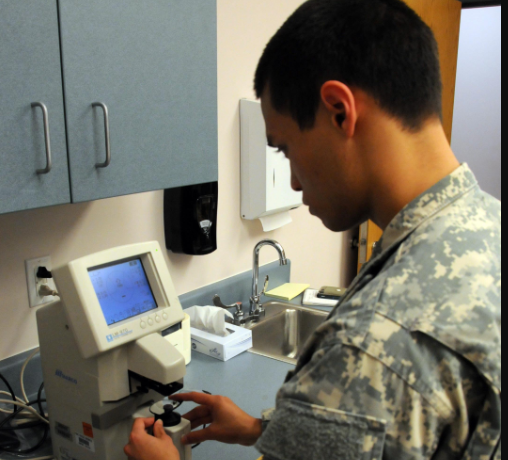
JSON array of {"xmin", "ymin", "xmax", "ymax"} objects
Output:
[{"xmin": 190, "ymin": 324, "xmax": 252, "ymax": 361}]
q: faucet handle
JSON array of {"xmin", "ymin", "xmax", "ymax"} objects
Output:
[
  {"xmin": 260, "ymin": 275, "xmax": 269, "ymax": 296},
  {"xmin": 213, "ymin": 294, "xmax": 236, "ymax": 309},
  {"xmin": 213, "ymin": 295, "xmax": 243, "ymax": 313},
  {"xmin": 213, "ymin": 295, "xmax": 244, "ymax": 325}
]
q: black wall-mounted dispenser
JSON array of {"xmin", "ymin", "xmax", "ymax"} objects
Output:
[{"xmin": 164, "ymin": 182, "xmax": 218, "ymax": 255}]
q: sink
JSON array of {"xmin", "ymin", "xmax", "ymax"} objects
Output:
[{"xmin": 246, "ymin": 301, "xmax": 328, "ymax": 364}]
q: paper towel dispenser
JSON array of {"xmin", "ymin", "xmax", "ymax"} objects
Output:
[{"xmin": 240, "ymin": 99, "xmax": 303, "ymax": 231}]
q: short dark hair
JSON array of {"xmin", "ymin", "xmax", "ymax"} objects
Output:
[{"xmin": 254, "ymin": 0, "xmax": 443, "ymax": 131}]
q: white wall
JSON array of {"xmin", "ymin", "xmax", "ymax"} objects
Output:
[
  {"xmin": 0, "ymin": 0, "xmax": 355, "ymax": 361},
  {"xmin": 451, "ymin": 6, "xmax": 501, "ymax": 200}
]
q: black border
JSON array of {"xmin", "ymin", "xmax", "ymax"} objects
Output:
[{"xmin": 462, "ymin": 1, "xmax": 501, "ymax": 8}]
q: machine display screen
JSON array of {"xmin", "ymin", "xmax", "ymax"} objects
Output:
[{"xmin": 88, "ymin": 258, "xmax": 158, "ymax": 326}]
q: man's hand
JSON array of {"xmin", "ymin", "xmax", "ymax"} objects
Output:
[
  {"xmin": 124, "ymin": 418, "xmax": 180, "ymax": 460},
  {"xmin": 170, "ymin": 392, "xmax": 262, "ymax": 447}
]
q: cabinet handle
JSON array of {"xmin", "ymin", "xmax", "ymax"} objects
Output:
[
  {"xmin": 31, "ymin": 102, "xmax": 52, "ymax": 174},
  {"xmin": 92, "ymin": 102, "xmax": 111, "ymax": 168}
]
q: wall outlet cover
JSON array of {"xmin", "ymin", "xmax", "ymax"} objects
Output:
[{"xmin": 25, "ymin": 256, "xmax": 58, "ymax": 308}]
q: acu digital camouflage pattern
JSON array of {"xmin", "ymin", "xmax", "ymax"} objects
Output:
[{"xmin": 257, "ymin": 164, "xmax": 501, "ymax": 460}]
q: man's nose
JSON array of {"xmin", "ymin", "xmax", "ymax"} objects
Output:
[{"xmin": 290, "ymin": 166, "xmax": 302, "ymax": 192}]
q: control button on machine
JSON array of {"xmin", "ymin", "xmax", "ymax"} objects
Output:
[
  {"xmin": 140, "ymin": 321, "xmax": 147, "ymax": 329},
  {"xmin": 162, "ymin": 313, "xmax": 168, "ymax": 321},
  {"xmin": 147, "ymin": 318, "xmax": 154, "ymax": 326},
  {"xmin": 155, "ymin": 315, "xmax": 161, "ymax": 323}
]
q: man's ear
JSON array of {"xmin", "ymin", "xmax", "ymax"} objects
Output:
[{"xmin": 320, "ymin": 81, "xmax": 358, "ymax": 138}]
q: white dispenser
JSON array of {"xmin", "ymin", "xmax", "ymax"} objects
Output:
[{"xmin": 240, "ymin": 99, "xmax": 302, "ymax": 231}]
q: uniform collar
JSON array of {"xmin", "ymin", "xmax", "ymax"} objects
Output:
[
  {"xmin": 374, "ymin": 163, "xmax": 479, "ymax": 257},
  {"xmin": 333, "ymin": 164, "xmax": 479, "ymax": 312}
]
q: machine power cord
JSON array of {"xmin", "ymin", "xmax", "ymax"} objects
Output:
[
  {"xmin": 0, "ymin": 375, "xmax": 16, "ymax": 414},
  {"xmin": 0, "ymin": 396, "xmax": 49, "ymax": 456},
  {"xmin": 1, "ymin": 366, "xmax": 49, "ymax": 458},
  {"xmin": 20, "ymin": 350, "xmax": 41, "ymax": 405},
  {"xmin": 0, "ymin": 400, "xmax": 48, "ymax": 426}
]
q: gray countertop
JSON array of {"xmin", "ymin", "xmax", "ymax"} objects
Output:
[
  {"xmin": 0, "ymin": 350, "xmax": 293, "ymax": 460},
  {"xmin": 180, "ymin": 350, "xmax": 294, "ymax": 460},
  {"xmin": 180, "ymin": 298, "xmax": 334, "ymax": 460},
  {"xmin": 0, "ymin": 294, "xmax": 333, "ymax": 460}
]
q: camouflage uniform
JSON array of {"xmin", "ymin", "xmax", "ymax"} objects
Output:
[{"xmin": 256, "ymin": 164, "xmax": 501, "ymax": 459}]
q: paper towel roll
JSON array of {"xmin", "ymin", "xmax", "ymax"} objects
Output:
[{"xmin": 259, "ymin": 212, "xmax": 292, "ymax": 232}]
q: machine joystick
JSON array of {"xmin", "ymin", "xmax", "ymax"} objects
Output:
[
  {"xmin": 149, "ymin": 402, "xmax": 192, "ymax": 460},
  {"xmin": 156, "ymin": 404, "xmax": 182, "ymax": 427}
]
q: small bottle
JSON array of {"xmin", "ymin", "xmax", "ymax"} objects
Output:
[{"xmin": 155, "ymin": 405, "xmax": 192, "ymax": 460}]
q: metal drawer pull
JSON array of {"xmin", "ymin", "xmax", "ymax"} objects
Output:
[
  {"xmin": 92, "ymin": 102, "xmax": 111, "ymax": 168},
  {"xmin": 31, "ymin": 102, "xmax": 52, "ymax": 174}
]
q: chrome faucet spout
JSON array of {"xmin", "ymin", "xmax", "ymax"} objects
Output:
[{"xmin": 250, "ymin": 240, "xmax": 287, "ymax": 315}]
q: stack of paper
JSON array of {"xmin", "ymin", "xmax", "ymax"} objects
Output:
[{"xmin": 264, "ymin": 283, "xmax": 310, "ymax": 301}]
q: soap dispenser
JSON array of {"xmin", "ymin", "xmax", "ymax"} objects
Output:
[{"xmin": 164, "ymin": 182, "xmax": 218, "ymax": 255}]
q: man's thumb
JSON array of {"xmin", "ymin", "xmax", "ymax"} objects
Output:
[{"xmin": 153, "ymin": 419, "xmax": 168, "ymax": 439}]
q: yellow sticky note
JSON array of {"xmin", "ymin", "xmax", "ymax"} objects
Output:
[{"xmin": 264, "ymin": 283, "xmax": 310, "ymax": 301}]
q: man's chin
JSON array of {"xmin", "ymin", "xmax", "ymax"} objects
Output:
[
  {"xmin": 313, "ymin": 213, "xmax": 338, "ymax": 232},
  {"xmin": 317, "ymin": 213, "xmax": 354, "ymax": 233},
  {"xmin": 323, "ymin": 220, "xmax": 343, "ymax": 232}
]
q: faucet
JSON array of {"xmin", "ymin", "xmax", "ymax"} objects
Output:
[
  {"xmin": 250, "ymin": 240, "xmax": 288, "ymax": 316},
  {"xmin": 213, "ymin": 239, "xmax": 288, "ymax": 326}
]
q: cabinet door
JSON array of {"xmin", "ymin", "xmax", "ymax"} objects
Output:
[
  {"xmin": 58, "ymin": 0, "xmax": 218, "ymax": 203},
  {"xmin": 404, "ymin": 0, "xmax": 462, "ymax": 143},
  {"xmin": 0, "ymin": 0, "xmax": 70, "ymax": 215}
]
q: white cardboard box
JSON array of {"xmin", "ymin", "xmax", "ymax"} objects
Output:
[{"xmin": 190, "ymin": 323, "xmax": 252, "ymax": 361}]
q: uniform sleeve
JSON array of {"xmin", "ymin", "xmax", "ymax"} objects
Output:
[{"xmin": 256, "ymin": 342, "xmax": 444, "ymax": 460}]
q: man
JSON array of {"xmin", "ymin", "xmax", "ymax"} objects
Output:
[{"xmin": 125, "ymin": 0, "xmax": 501, "ymax": 458}]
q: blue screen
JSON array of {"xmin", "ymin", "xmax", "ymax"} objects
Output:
[{"xmin": 88, "ymin": 258, "xmax": 158, "ymax": 326}]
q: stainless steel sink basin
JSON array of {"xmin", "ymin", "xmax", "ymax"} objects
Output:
[{"xmin": 247, "ymin": 301, "xmax": 328, "ymax": 364}]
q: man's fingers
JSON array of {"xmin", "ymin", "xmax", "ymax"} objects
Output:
[
  {"xmin": 189, "ymin": 416, "xmax": 213, "ymax": 430},
  {"xmin": 181, "ymin": 427, "xmax": 214, "ymax": 445},
  {"xmin": 182, "ymin": 405, "xmax": 211, "ymax": 422},
  {"xmin": 171, "ymin": 392, "xmax": 216, "ymax": 406},
  {"xmin": 124, "ymin": 445, "xmax": 134, "ymax": 458}
]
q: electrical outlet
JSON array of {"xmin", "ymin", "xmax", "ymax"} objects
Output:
[{"xmin": 25, "ymin": 256, "xmax": 58, "ymax": 308}]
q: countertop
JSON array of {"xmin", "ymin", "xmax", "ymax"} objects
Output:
[
  {"xmin": 182, "ymin": 297, "xmax": 334, "ymax": 460},
  {"xmin": 179, "ymin": 350, "xmax": 294, "ymax": 460},
  {"xmin": 0, "ymin": 296, "xmax": 334, "ymax": 460},
  {"xmin": 0, "ymin": 350, "xmax": 293, "ymax": 460}
]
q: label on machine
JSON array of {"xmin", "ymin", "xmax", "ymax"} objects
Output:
[{"xmin": 75, "ymin": 433, "xmax": 95, "ymax": 453}]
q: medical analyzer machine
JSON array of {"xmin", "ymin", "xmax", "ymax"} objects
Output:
[{"xmin": 36, "ymin": 242, "xmax": 192, "ymax": 460}]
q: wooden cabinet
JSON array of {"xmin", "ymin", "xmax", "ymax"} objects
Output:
[
  {"xmin": 0, "ymin": 0, "xmax": 218, "ymax": 215},
  {"xmin": 405, "ymin": 0, "xmax": 462, "ymax": 143},
  {"xmin": 357, "ymin": 0, "xmax": 462, "ymax": 272}
]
